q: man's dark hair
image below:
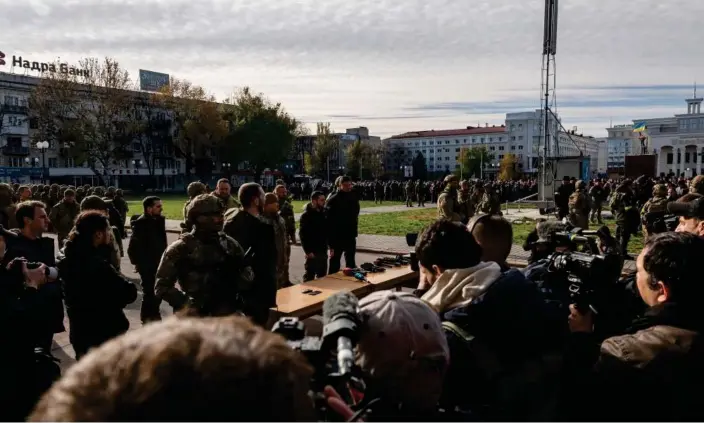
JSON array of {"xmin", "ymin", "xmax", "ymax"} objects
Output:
[
  {"xmin": 238, "ymin": 183, "xmax": 262, "ymax": 208},
  {"xmin": 311, "ymin": 191, "xmax": 324, "ymax": 201},
  {"xmin": 64, "ymin": 189, "xmax": 76, "ymax": 197},
  {"xmin": 15, "ymin": 201, "xmax": 45, "ymax": 229},
  {"xmin": 471, "ymin": 215, "xmax": 513, "ymax": 263},
  {"xmin": 18, "ymin": 185, "xmax": 29, "ymax": 195},
  {"xmin": 338, "ymin": 176, "xmax": 351, "ymax": 185},
  {"xmin": 416, "ymin": 219, "xmax": 482, "ymax": 270},
  {"xmin": 642, "ymin": 232, "xmax": 704, "ymax": 302},
  {"xmin": 143, "ymin": 196, "xmax": 161, "ymax": 212},
  {"xmin": 217, "ymin": 178, "xmax": 230, "ymax": 186}
]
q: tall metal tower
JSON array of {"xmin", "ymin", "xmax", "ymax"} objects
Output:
[{"xmin": 539, "ymin": 0, "xmax": 559, "ymax": 201}]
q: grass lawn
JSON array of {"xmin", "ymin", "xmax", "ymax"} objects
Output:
[
  {"xmin": 124, "ymin": 194, "xmax": 405, "ymax": 220},
  {"xmin": 358, "ymin": 208, "xmax": 645, "ymax": 255}
]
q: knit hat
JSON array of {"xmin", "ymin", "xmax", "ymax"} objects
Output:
[{"xmin": 357, "ymin": 291, "xmax": 449, "ymax": 411}]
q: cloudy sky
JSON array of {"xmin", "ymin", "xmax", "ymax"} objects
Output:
[{"xmin": 1, "ymin": 0, "xmax": 702, "ymax": 138}]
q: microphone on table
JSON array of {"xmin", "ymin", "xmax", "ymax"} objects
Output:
[
  {"xmin": 343, "ymin": 267, "xmax": 370, "ymax": 283},
  {"xmin": 322, "ymin": 291, "xmax": 361, "ymax": 377}
]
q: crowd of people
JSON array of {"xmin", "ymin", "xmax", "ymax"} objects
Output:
[{"xmin": 2, "ymin": 172, "xmax": 704, "ymax": 421}]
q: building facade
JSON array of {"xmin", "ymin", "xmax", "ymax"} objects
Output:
[
  {"xmin": 635, "ymin": 95, "xmax": 704, "ymax": 177},
  {"xmin": 556, "ymin": 130, "xmax": 601, "ymax": 175},
  {"xmin": 604, "ymin": 124, "xmax": 640, "ymax": 174},
  {"xmin": 0, "ymin": 71, "xmax": 187, "ymax": 188}
]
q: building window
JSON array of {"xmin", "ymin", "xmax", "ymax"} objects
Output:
[
  {"xmin": 685, "ymin": 152, "xmax": 691, "ymax": 163},
  {"xmin": 692, "ymin": 119, "xmax": 699, "ymax": 130},
  {"xmin": 490, "ymin": 146, "xmax": 496, "ymax": 151},
  {"xmin": 455, "ymin": 156, "xmax": 458, "ymax": 160},
  {"xmin": 445, "ymin": 148, "xmax": 450, "ymax": 152},
  {"xmin": 511, "ymin": 146, "xmax": 516, "ymax": 150},
  {"xmin": 666, "ymin": 153, "xmax": 673, "ymax": 164},
  {"xmin": 499, "ymin": 155, "xmax": 504, "ymax": 159},
  {"xmin": 445, "ymin": 140, "xmax": 450, "ymax": 144},
  {"xmin": 48, "ymin": 158, "xmax": 58, "ymax": 168},
  {"xmin": 489, "ymin": 137, "xmax": 493, "ymax": 142},
  {"xmin": 518, "ymin": 124, "xmax": 523, "ymax": 130},
  {"xmin": 455, "ymin": 148, "xmax": 460, "ymax": 152},
  {"xmin": 499, "ymin": 146, "xmax": 505, "ymax": 151},
  {"xmin": 463, "ymin": 139, "xmax": 467, "ymax": 143},
  {"xmin": 4, "ymin": 95, "xmax": 19, "ymax": 105},
  {"xmin": 511, "ymin": 136, "xmax": 516, "ymax": 141},
  {"xmin": 65, "ymin": 157, "xmax": 76, "ymax": 167},
  {"xmin": 518, "ymin": 136, "xmax": 523, "ymax": 140},
  {"xmin": 455, "ymin": 139, "xmax": 459, "ymax": 144},
  {"xmin": 445, "ymin": 156, "xmax": 450, "ymax": 161},
  {"xmin": 9, "ymin": 157, "xmax": 24, "ymax": 167}
]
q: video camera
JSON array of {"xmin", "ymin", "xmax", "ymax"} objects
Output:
[
  {"xmin": 272, "ymin": 291, "xmax": 366, "ymax": 419},
  {"xmin": 643, "ymin": 211, "xmax": 679, "ymax": 234}
]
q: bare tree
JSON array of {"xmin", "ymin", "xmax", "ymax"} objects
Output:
[{"xmin": 308, "ymin": 122, "xmax": 339, "ymax": 178}]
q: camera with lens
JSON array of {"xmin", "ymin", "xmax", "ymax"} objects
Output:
[
  {"xmin": 6, "ymin": 257, "xmax": 43, "ymax": 284},
  {"xmin": 643, "ymin": 211, "xmax": 678, "ymax": 235}
]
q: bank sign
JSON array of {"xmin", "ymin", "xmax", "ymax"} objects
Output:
[{"xmin": 0, "ymin": 49, "xmax": 90, "ymax": 77}]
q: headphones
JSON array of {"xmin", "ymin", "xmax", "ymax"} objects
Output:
[{"xmin": 466, "ymin": 213, "xmax": 492, "ymax": 234}]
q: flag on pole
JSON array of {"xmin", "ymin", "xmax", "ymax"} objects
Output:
[{"xmin": 633, "ymin": 122, "xmax": 647, "ymax": 133}]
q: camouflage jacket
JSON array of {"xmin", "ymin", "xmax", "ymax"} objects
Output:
[
  {"xmin": 260, "ymin": 214, "xmax": 290, "ymax": 288},
  {"xmin": 278, "ymin": 197, "xmax": 296, "ymax": 242},
  {"xmin": 155, "ymin": 230, "xmax": 254, "ymax": 315},
  {"xmin": 568, "ymin": 191, "xmax": 590, "ymax": 214},
  {"xmin": 49, "ymin": 200, "xmax": 80, "ymax": 235},
  {"xmin": 457, "ymin": 192, "xmax": 476, "ymax": 220},
  {"xmin": 437, "ymin": 188, "xmax": 462, "ymax": 222},
  {"xmin": 641, "ymin": 196, "xmax": 669, "ymax": 216},
  {"xmin": 478, "ymin": 193, "xmax": 501, "ymax": 215}
]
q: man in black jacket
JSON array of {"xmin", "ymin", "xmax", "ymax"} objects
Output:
[
  {"xmin": 325, "ymin": 176, "xmax": 360, "ymax": 274},
  {"xmin": 223, "ymin": 183, "xmax": 276, "ymax": 326},
  {"xmin": 128, "ymin": 196, "xmax": 167, "ymax": 323},
  {"xmin": 299, "ymin": 191, "xmax": 328, "ymax": 281}
]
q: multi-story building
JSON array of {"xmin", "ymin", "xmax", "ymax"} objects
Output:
[
  {"xmin": 0, "ymin": 71, "xmax": 186, "ymax": 188},
  {"xmin": 605, "ymin": 124, "xmax": 640, "ymax": 174},
  {"xmin": 556, "ymin": 130, "xmax": 602, "ymax": 175},
  {"xmin": 634, "ymin": 94, "xmax": 704, "ymax": 177},
  {"xmin": 596, "ymin": 138, "xmax": 608, "ymax": 176},
  {"xmin": 505, "ymin": 110, "xmax": 561, "ymax": 172}
]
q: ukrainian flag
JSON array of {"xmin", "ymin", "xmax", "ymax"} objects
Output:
[{"xmin": 633, "ymin": 122, "xmax": 647, "ymax": 132}]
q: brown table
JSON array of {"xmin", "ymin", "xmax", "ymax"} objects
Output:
[
  {"xmin": 271, "ymin": 277, "xmax": 373, "ymax": 319},
  {"xmin": 327, "ymin": 265, "xmax": 418, "ymax": 291}
]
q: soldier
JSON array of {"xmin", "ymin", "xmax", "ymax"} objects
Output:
[
  {"xmin": 113, "ymin": 188, "xmax": 129, "ymax": 233},
  {"xmin": 689, "ymin": 175, "xmax": 704, "ymax": 196},
  {"xmin": 415, "ymin": 180, "xmax": 426, "ymax": 207},
  {"xmin": 641, "ymin": 184, "xmax": 669, "ymax": 240},
  {"xmin": 589, "ymin": 180, "xmax": 606, "ymax": 224},
  {"xmin": 155, "ymin": 194, "xmax": 253, "ymax": 317},
  {"xmin": 437, "ymin": 175, "xmax": 462, "ymax": 221},
  {"xmin": 457, "ymin": 180, "xmax": 476, "ymax": 223},
  {"xmin": 610, "ymin": 181, "xmax": 638, "ymax": 259},
  {"xmin": 49, "ymin": 189, "xmax": 80, "ymax": 249},
  {"xmin": 374, "ymin": 180, "xmax": 384, "ymax": 204},
  {"xmin": 181, "ymin": 181, "xmax": 207, "ymax": 233},
  {"xmin": 0, "ymin": 183, "xmax": 17, "ymax": 229},
  {"xmin": 275, "ymin": 184, "xmax": 295, "ymax": 286},
  {"xmin": 405, "ymin": 180, "xmax": 415, "ymax": 207},
  {"xmin": 261, "ymin": 193, "xmax": 291, "ymax": 289},
  {"xmin": 478, "ymin": 184, "xmax": 502, "ymax": 216},
  {"xmin": 75, "ymin": 187, "xmax": 86, "ymax": 204},
  {"xmin": 568, "ymin": 180, "xmax": 590, "ymax": 229}
]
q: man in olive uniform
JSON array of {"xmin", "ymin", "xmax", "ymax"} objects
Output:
[
  {"xmin": 457, "ymin": 180, "xmax": 476, "ymax": 224},
  {"xmin": 113, "ymin": 188, "xmax": 129, "ymax": 235},
  {"xmin": 437, "ymin": 175, "xmax": 462, "ymax": 221},
  {"xmin": 568, "ymin": 180, "xmax": 590, "ymax": 229},
  {"xmin": 689, "ymin": 175, "xmax": 704, "ymax": 196},
  {"xmin": 75, "ymin": 187, "xmax": 86, "ymax": 204},
  {"xmin": 276, "ymin": 184, "xmax": 295, "ymax": 285},
  {"xmin": 181, "ymin": 181, "xmax": 207, "ymax": 233},
  {"xmin": 589, "ymin": 180, "xmax": 606, "ymax": 224},
  {"xmin": 610, "ymin": 181, "xmax": 638, "ymax": 259},
  {"xmin": 405, "ymin": 180, "xmax": 415, "ymax": 207},
  {"xmin": 415, "ymin": 180, "xmax": 426, "ymax": 207},
  {"xmin": 155, "ymin": 194, "xmax": 253, "ymax": 317},
  {"xmin": 478, "ymin": 184, "xmax": 502, "ymax": 216},
  {"xmin": 49, "ymin": 189, "xmax": 80, "ymax": 249},
  {"xmin": 641, "ymin": 184, "xmax": 669, "ymax": 240},
  {"xmin": 261, "ymin": 193, "xmax": 291, "ymax": 289}
]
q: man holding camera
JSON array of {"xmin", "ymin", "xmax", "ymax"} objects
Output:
[{"xmin": 668, "ymin": 193, "xmax": 704, "ymax": 236}]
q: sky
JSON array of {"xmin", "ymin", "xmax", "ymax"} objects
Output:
[{"xmin": 1, "ymin": 0, "xmax": 703, "ymax": 138}]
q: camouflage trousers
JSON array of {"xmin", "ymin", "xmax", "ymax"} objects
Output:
[
  {"xmin": 278, "ymin": 243, "xmax": 292, "ymax": 288},
  {"xmin": 569, "ymin": 212, "xmax": 589, "ymax": 230}
]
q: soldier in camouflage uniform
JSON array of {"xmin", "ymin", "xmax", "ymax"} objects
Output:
[
  {"xmin": 437, "ymin": 175, "xmax": 462, "ymax": 221},
  {"xmin": 405, "ymin": 180, "xmax": 415, "ymax": 207},
  {"xmin": 49, "ymin": 189, "xmax": 80, "ymax": 249},
  {"xmin": 457, "ymin": 180, "xmax": 476, "ymax": 224},
  {"xmin": 415, "ymin": 180, "xmax": 426, "ymax": 207},
  {"xmin": 275, "ymin": 184, "xmax": 295, "ymax": 286},
  {"xmin": 181, "ymin": 181, "xmax": 207, "ymax": 233},
  {"xmin": 155, "ymin": 194, "xmax": 253, "ymax": 317},
  {"xmin": 478, "ymin": 184, "xmax": 502, "ymax": 216},
  {"xmin": 690, "ymin": 175, "xmax": 704, "ymax": 196},
  {"xmin": 261, "ymin": 193, "xmax": 291, "ymax": 289},
  {"xmin": 641, "ymin": 184, "xmax": 670, "ymax": 240},
  {"xmin": 568, "ymin": 180, "xmax": 590, "ymax": 229}
]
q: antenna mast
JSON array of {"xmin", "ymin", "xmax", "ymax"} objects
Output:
[{"xmin": 539, "ymin": 0, "xmax": 559, "ymax": 201}]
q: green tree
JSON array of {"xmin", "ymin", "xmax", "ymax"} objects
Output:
[
  {"xmin": 499, "ymin": 153, "xmax": 521, "ymax": 181},
  {"xmin": 303, "ymin": 152, "xmax": 315, "ymax": 175},
  {"xmin": 345, "ymin": 140, "xmax": 365, "ymax": 179},
  {"xmin": 222, "ymin": 87, "xmax": 303, "ymax": 178},
  {"xmin": 457, "ymin": 146, "xmax": 492, "ymax": 179},
  {"xmin": 412, "ymin": 152, "xmax": 428, "ymax": 181},
  {"xmin": 308, "ymin": 122, "xmax": 339, "ymax": 179}
]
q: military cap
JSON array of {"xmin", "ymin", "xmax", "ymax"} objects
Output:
[
  {"xmin": 187, "ymin": 181, "xmax": 207, "ymax": 198},
  {"xmin": 690, "ymin": 175, "xmax": 704, "ymax": 195},
  {"xmin": 115, "ymin": 188, "xmax": 123, "ymax": 196},
  {"xmin": 653, "ymin": 184, "xmax": 667, "ymax": 197},
  {"xmin": 186, "ymin": 194, "xmax": 225, "ymax": 221},
  {"xmin": 444, "ymin": 175, "xmax": 459, "ymax": 183},
  {"xmin": 80, "ymin": 195, "xmax": 108, "ymax": 211}
]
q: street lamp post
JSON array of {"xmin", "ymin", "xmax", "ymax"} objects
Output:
[
  {"xmin": 222, "ymin": 162, "xmax": 232, "ymax": 184},
  {"xmin": 24, "ymin": 157, "xmax": 40, "ymax": 183},
  {"xmin": 35, "ymin": 141, "xmax": 49, "ymax": 184}
]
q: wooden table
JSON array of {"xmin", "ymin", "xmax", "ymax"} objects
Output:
[
  {"xmin": 327, "ymin": 265, "xmax": 418, "ymax": 291},
  {"xmin": 272, "ymin": 277, "xmax": 373, "ymax": 319}
]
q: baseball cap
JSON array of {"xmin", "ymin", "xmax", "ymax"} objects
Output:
[
  {"xmin": 668, "ymin": 195, "xmax": 704, "ymax": 219},
  {"xmin": 357, "ymin": 291, "xmax": 449, "ymax": 410}
]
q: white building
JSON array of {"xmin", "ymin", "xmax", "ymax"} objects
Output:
[
  {"xmin": 604, "ymin": 124, "xmax": 640, "ymax": 174},
  {"xmin": 596, "ymin": 138, "xmax": 608, "ymax": 175},
  {"xmin": 0, "ymin": 71, "xmax": 186, "ymax": 187},
  {"xmin": 634, "ymin": 94, "xmax": 704, "ymax": 177},
  {"xmin": 556, "ymin": 130, "xmax": 602, "ymax": 175},
  {"xmin": 505, "ymin": 110, "xmax": 561, "ymax": 172}
]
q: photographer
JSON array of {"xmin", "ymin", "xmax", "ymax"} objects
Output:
[
  {"xmin": 668, "ymin": 193, "xmax": 704, "ymax": 236},
  {"xmin": 562, "ymin": 232, "xmax": 704, "ymax": 421},
  {"xmin": 414, "ymin": 220, "xmax": 563, "ymax": 420}
]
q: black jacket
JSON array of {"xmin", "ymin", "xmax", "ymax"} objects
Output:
[
  {"xmin": 223, "ymin": 209, "xmax": 277, "ymax": 307},
  {"xmin": 325, "ymin": 190, "xmax": 360, "ymax": 245},
  {"xmin": 128, "ymin": 214, "xmax": 167, "ymax": 273},
  {"xmin": 299, "ymin": 203, "xmax": 327, "ymax": 254},
  {"xmin": 58, "ymin": 241, "xmax": 137, "ymax": 355}
]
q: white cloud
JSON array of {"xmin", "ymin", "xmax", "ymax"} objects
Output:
[{"xmin": 0, "ymin": 0, "xmax": 702, "ymax": 137}]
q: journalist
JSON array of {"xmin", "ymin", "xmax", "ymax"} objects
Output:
[
  {"xmin": 30, "ymin": 316, "xmax": 316, "ymax": 421},
  {"xmin": 668, "ymin": 193, "xmax": 704, "ymax": 236},
  {"xmin": 414, "ymin": 220, "xmax": 564, "ymax": 420},
  {"xmin": 563, "ymin": 232, "xmax": 704, "ymax": 421}
]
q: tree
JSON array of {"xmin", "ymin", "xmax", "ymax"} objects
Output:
[
  {"xmin": 153, "ymin": 78, "xmax": 226, "ymax": 180},
  {"xmin": 222, "ymin": 87, "xmax": 302, "ymax": 178},
  {"xmin": 29, "ymin": 57, "xmax": 136, "ymax": 184},
  {"xmin": 366, "ymin": 146, "xmax": 386, "ymax": 179},
  {"xmin": 346, "ymin": 141, "xmax": 385, "ymax": 180},
  {"xmin": 499, "ymin": 153, "xmax": 521, "ymax": 181},
  {"xmin": 307, "ymin": 122, "xmax": 339, "ymax": 179},
  {"xmin": 130, "ymin": 96, "xmax": 173, "ymax": 189},
  {"xmin": 457, "ymin": 146, "xmax": 492, "ymax": 179},
  {"xmin": 412, "ymin": 152, "xmax": 428, "ymax": 181},
  {"xmin": 303, "ymin": 152, "xmax": 315, "ymax": 176},
  {"xmin": 345, "ymin": 140, "xmax": 365, "ymax": 179}
]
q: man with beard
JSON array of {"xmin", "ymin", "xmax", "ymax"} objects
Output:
[
  {"xmin": 212, "ymin": 178, "xmax": 240, "ymax": 210},
  {"xmin": 223, "ymin": 183, "xmax": 277, "ymax": 326},
  {"xmin": 260, "ymin": 193, "xmax": 290, "ymax": 289},
  {"xmin": 155, "ymin": 194, "xmax": 253, "ymax": 317},
  {"xmin": 181, "ymin": 181, "xmax": 207, "ymax": 234},
  {"xmin": 325, "ymin": 176, "xmax": 361, "ymax": 274},
  {"xmin": 128, "ymin": 196, "xmax": 167, "ymax": 323},
  {"xmin": 49, "ymin": 189, "xmax": 80, "ymax": 249},
  {"xmin": 275, "ymin": 184, "xmax": 295, "ymax": 286},
  {"xmin": 437, "ymin": 175, "xmax": 461, "ymax": 222}
]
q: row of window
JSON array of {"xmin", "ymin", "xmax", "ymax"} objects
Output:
[
  {"xmin": 679, "ymin": 118, "xmax": 704, "ymax": 131},
  {"xmin": 3, "ymin": 96, "xmax": 28, "ymax": 107},
  {"xmin": 665, "ymin": 152, "xmax": 702, "ymax": 165},
  {"xmin": 403, "ymin": 136, "xmax": 508, "ymax": 147}
]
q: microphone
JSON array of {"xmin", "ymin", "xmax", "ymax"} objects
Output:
[{"xmin": 322, "ymin": 291, "xmax": 360, "ymax": 377}]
